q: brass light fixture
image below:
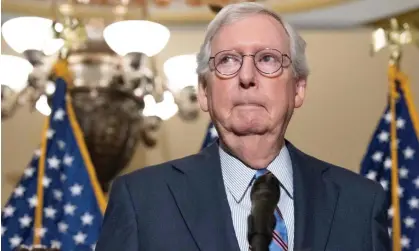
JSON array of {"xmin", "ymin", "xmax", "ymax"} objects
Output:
[{"xmin": 0, "ymin": 1, "xmax": 203, "ymax": 193}]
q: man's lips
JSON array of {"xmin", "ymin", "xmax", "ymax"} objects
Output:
[{"xmin": 234, "ymin": 103, "xmax": 264, "ymax": 109}]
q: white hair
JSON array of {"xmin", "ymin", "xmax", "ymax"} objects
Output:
[{"xmin": 196, "ymin": 2, "xmax": 309, "ymax": 81}]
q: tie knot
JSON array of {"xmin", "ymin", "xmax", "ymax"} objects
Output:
[{"xmin": 255, "ymin": 168, "xmax": 269, "ymax": 178}]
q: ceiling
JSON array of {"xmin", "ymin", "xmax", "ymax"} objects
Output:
[{"xmin": 1, "ymin": 0, "xmax": 419, "ymax": 29}]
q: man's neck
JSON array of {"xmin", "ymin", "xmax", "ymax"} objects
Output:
[{"xmin": 220, "ymin": 134, "xmax": 284, "ymax": 169}]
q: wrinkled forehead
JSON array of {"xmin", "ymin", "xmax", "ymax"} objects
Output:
[{"xmin": 211, "ymin": 14, "xmax": 290, "ymax": 54}]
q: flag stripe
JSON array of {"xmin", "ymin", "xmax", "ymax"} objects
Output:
[{"xmin": 66, "ymin": 89, "xmax": 107, "ymax": 213}]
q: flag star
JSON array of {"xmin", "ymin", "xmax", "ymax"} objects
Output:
[
  {"xmin": 51, "ymin": 240, "xmax": 62, "ymax": 249},
  {"xmin": 53, "ymin": 108, "xmax": 65, "ymax": 120},
  {"xmin": 28, "ymin": 195, "xmax": 38, "ymax": 208},
  {"xmin": 58, "ymin": 222, "xmax": 68, "ymax": 233},
  {"xmin": 1, "ymin": 226, "xmax": 6, "ymax": 236},
  {"xmin": 388, "ymin": 207, "xmax": 394, "ymax": 218},
  {"xmin": 380, "ymin": 179, "xmax": 388, "ymax": 190},
  {"xmin": 396, "ymin": 117, "xmax": 405, "ymax": 129},
  {"xmin": 70, "ymin": 183, "xmax": 83, "ymax": 196},
  {"xmin": 14, "ymin": 185, "xmax": 26, "ymax": 197},
  {"xmin": 401, "ymin": 235, "xmax": 410, "ymax": 248},
  {"xmin": 3, "ymin": 205, "xmax": 15, "ymax": 217},
  {"xmin": 57, "ymin": 140, "xmax": 66, "ymax": 150},
  {"xmin": 366, "ymin": 170, "xmax": 377, "ymax": 181},
  {"xmin": 47, "ymin": 156, "xmax": 61, "ymax": 169},
  {"xmin": 19, "ymin": 214, "xmax": 32, "ymax": 228},
  {"xmin": 91, "ymin": 243, "xmax": 96, "ymax": 251},
  {"xmin": 384, "ymin": 158, "xmax": 392, "ymax": 169},
  {"xmin": 384, "ymin": 111, "xmax": 392, "ymax": 123},
  {"xmin": 53, "ymin": 189, "xmax": 63, "ymax": 201},
  {"xmin": 34, "ymin": 148, "xmax": 42, "ymax": 157},
  {"xmin": 46, "ymin": 128, "xmax": 55, "ymax": 139},
  {"xmin": 377, "ymin": 131, "xmax": 389, "ymax": 143},
  {"xmin": 64, "ymin": 203, "xmax": 77, "ymax": 215},
  {"xmin": 404, "ymin": 216, "xmax": 416, "ymax": 228},
  {"xmin": 61, "ymin": 174, "xmax": 67, "ymax": 182},
  {"xmin": 73, "ymin": 231, "xmax": 87, "ymax": 244},
  {"xmin": 35, "ymin": 227, "xmax": 47, "ymax": 238},
  {"xmin": 403, "ymin": 146, "xmax": 415, "ymax": 159},
  {"xmin": 63, "ymin": 154, "xmax": 74, "ymax": 167},
  {"xmin": 414, "ymin": 176, "xmax": 419, "ymax": 189},
  {"xmin": 43, "ymin": 176, "xmax": 51, "ymax": 188},
  {"xmin": 398, "ymin": 186, "xmax": 404, "ymax": 197},
  {"xmin": 371, "ymin": 151, "xmax": 383, "ymax": 162},
  {"xmin": 81, "ymin": 212, "xmax": 94, "ymax": 225},
  {"xmin": 408, "ymin": 196, "xmax": 419, "ymax": 209},
  {"xmin": 399, "ymin": 166, "xmax": 409, "ymax": 179},
  {"xmin": 44, "ymin": 206, "xmax": 57, "ymax": 219},
  {"xmin": 24, "ymin": 167, "xmax": 35, "ymax": 178},
  {"xmin": 9, "ymin": 235, "xmax": 22, "ymax": 248}
]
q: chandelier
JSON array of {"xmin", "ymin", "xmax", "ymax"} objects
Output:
[{"xmin": 0, "ymin": 0, "xmax": 218, "ymax": 193}]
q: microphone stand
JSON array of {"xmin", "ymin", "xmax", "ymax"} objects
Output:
[{"xmin": 247, "ymin": 214, "xmax": 276, "ymax": 251}]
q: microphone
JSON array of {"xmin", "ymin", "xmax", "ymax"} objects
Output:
[{"xmin": 247, "ymin": 172, "xmax": 280, "ymax": 251}]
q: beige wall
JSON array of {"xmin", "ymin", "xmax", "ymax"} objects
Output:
[{"xmin": 2, "ymin": 26, "xmax": 419, "ymax": 205}]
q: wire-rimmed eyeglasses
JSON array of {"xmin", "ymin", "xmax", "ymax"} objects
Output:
[{"xmin": 208, "ymin": 48, "xmax": 292, "ymax": 76}]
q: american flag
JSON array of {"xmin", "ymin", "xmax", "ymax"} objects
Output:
[
  {"xmin": 1, "ymin": 61, "xmax": 106, "ymax": 251},
  {"xmin": 201, "ymin": 122, "xmax": 219, "ymax": 149},
  {"xmin": 360, "ymin": 68, "xmax": 419, "ymax": 250}
]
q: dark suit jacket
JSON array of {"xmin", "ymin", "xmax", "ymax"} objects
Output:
[{"xmin": 95, "ymin": 141, "xmax": 391, "ymax": 251}]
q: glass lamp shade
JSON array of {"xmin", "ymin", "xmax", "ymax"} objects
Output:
[
  {"xmin": 1, "ymin": 17, "xmax": 64, "ymax": 55},
  {"xmin": 143, "ymin": 91, "xmax": 178, "ymax": 120},
  {"xmin": 103, "ymin": 20, "xmax": 170, "ymax": 57},
  {"xmin": 163, "ymin": 54, "xmax": 198, "ymax": 92},
  {"xmin": 35, "ymin": 95, "xmax": 52, "ymax": 116},
  {"xmin": 0, "ymin": 55, "xmax": 34, "ymax": 92}
]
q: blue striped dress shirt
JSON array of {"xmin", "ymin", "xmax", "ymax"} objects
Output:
[{"xmin": 219, "ymin": 145, "xmax": 294, "ymax": 251}]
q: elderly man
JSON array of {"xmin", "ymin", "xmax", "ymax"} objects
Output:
[{"xmin": 95, "ymin": 2, "xmax": 390, "ymax": 251}]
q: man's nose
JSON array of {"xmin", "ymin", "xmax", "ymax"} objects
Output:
[{"xmin": 238, "ymin": 56, "xmax": 257, "ymax": 89}]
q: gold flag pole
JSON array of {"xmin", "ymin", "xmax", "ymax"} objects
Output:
[{"xmin": 371, "ymin": 18, "xmax": 418, "ymax": 251}]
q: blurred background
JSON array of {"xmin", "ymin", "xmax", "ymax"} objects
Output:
[{"xmin": 1, "ymin": 0, "xmax": 418, "ymax": 249}]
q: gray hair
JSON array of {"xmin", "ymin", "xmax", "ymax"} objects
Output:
[{"xmin": 196, "ymin": 2, "xmax": 309, "ymax": 81}]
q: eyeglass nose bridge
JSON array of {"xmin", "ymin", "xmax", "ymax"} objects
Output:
[
  {"xmin": 241, "ymin": 54, "xmax": 257, "ymax": 61},
  {"xmin": 239, "ymin": 54, "xmax": 257, "ymax": 70}
]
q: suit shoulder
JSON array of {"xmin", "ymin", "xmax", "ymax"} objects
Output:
[
  {"xmin": 303, "ymin": 152, "xmax": 384, "ymax": 195},
  {"xmin": 114, "ymin": 152, "xmax": 201, "ymax": 185}
]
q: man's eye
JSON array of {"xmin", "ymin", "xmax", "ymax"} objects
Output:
[{"xmin": 219, "ymin": 56, "xmax": 237, "ymax": 64}]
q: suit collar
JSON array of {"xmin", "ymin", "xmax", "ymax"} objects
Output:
[
  {"xmin": 286, "ymin": 140, "xmax": 340, "ymax": 251},
  {"xmin": 167, "ymin": 141, "xmax": 240, "ymax": 251}
]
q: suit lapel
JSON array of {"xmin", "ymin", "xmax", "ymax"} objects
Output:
[
  {"xmin": 287, "ymin": 141, "xmax": 340, "ymax": 251},
  {"xmin": 166, "ymin": 142, "xmax": 240, "ymax": 251}
]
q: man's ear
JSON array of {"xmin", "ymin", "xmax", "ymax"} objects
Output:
[
  {"xmin": 197, "ymin": 75, "xmax": 209, "ymax": 112},
  {"xmin": 294, "ymin": 77, "xmax": 307, "ymax": 108}
]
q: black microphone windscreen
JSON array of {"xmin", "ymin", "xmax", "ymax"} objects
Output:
[
  {"xmin": 247, "ymin": 172, "xmax": 281, "ymax": 251},
  {"xmin": 250, "ymin": 172, "xmax": 280, "ymax": 208}
]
